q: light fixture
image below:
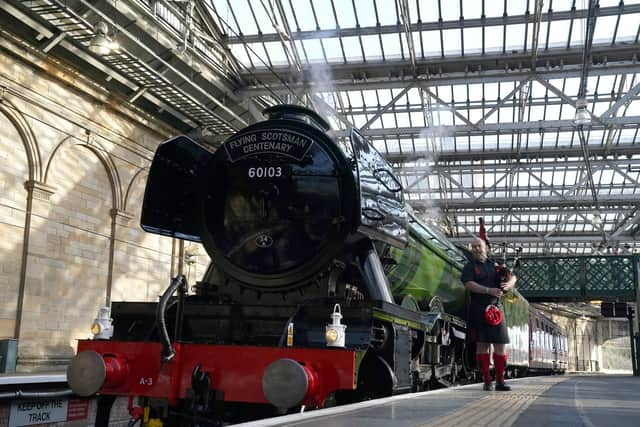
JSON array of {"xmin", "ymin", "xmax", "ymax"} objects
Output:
[
  {"xmin": 591, "ymin": 210, "xmax": 602, "ymax": 226},
  {"xmin": 89, "ymin": 21, "xmax": 113, "ymax": 56},
  {"xmin": 574, "ymin": 98, "xmax": 591, "ymax": 125}
]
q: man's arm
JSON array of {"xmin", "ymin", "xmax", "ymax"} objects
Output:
[{"xmin": 464, "ymin": 280, "xmax": 503, "ymax": 297}]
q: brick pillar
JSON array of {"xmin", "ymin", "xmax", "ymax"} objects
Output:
[
  {"xmin": 107, "ymin": 209, "xmax": 133, "ymax": 306},
  {"xmin": 14, "ymin": 180, "xmax": 56, "ymax": 342}
]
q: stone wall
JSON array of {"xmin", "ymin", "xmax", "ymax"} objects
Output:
[
  {"xmin": 0, "ymin": 40, "xmax": 207, "ymax": 371},
  {"xmin": 539, "ymin": 305, "xmax": 632, "ymax": 372}
]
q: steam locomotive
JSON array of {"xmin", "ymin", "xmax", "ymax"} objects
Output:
[{"xmin": 66, "ymin": 105, "xmax": 565, "ymax": 426}]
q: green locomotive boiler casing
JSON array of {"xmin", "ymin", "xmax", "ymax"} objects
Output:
[{"xmin": 384, "ymin": 211, "xmax": 468, "ymax": 318}]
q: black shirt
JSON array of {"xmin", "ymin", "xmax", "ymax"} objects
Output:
[{"xmin": 461, "ymin": 259, "xmax": 499, "ymax": 306}]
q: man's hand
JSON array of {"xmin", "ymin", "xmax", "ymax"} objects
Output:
[{"xmin": 488, "ymin": 287, "xmax": 503, "ymax": 297}]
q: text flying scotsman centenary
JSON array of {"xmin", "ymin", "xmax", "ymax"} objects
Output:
[{"xmin": 224, "ymin": 129, "xmax": 314, "ymax": 162}]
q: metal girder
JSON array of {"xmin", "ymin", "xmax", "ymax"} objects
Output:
[
  {"xmin": 388, "ymin": 142, "xmax": 640, "ymax": 162},
  {"xmin": 447, "ymin": 234, "xmax": 640, "ymax": 244},
  {"xmin": 605, "ymin": 161, "xmax": 640, "ymax": 186},
  {"xmin": 416, "ymin": 206, "xmax": 635, "ymax": 217},
  {"xmin": 227, "ymin": 4, "xmax": 640, "ymax": 44},
  {"xmin": 361, "ymin": 83, "xmax": 416, "ymax": 131},
  {"xmin": 241, "ymin": 62, "xmax": 640, "ymax": 96},
  {"xmin": 404, "ymin": 182, "xmax": 636, "ymax": 197},
  {"xmin": 240, "ymin": 42, "xmax": 640, "ymax": 86},
  {"xmin": 7, "ymin": 0, "xmax": 254, "ymax": 131},
  {"xmin": 533, "ymin": 76, "xmax": 605, "ymax": 125},
  {"xmin": 422, "ymin": 88, "xmax": 476, "ymax": 127},
  {"xmin": 512, "ymin": 213, "xmax": 576, "ymax": 253},
  {"xmin": 410, "ymin": 194, "xmax": 640, "ymax": 209},
  {"xmin": 395, "ymin": 159, "xmax": 640, "ymax": 174},
  {"xmin": 432, "ymin": 170, "xmax": 474, "ymax": 199},
  {"xmin": 474, "ymin": 78, "xmax": 530, "ymax": 126},
  {"xmin": 338, "ymin": 115, "xmax": 640, "ymax": 139},
  {"xmin": 398, "ymin": 0, "xmax": 416, "ymax": 73},
  {"xmin": 0, "ymin": 8, "xmax": 194, "ymax": 128},
  {"xmin": 600, "ymin": 81, "xmax": 640, "ymax": 119},
  {"xmin": 75, "ymin": 0, "xmax": 247, "ymax": 128},
  {"xmin": 334, "ymin": 95, "xmax": 635, "ymax": 118}
]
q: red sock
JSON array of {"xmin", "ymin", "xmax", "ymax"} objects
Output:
[
  {"xmin": 493, "ymin": 353, "xmax": 508, "ymax": 383},
  {"xmin": 476, "ymin": 353, "xmax": 491, "ymax": 384}
]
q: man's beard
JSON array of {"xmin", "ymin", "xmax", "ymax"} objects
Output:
[{"xmin": 474, "ymin": 253, "xmax": 487, "ymax": 262}]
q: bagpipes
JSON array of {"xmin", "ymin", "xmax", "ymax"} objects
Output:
[{"xmin": 483, "ymin": 252, "xmax": 520, "ymax": 326}]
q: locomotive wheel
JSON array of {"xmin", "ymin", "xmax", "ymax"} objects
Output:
[{"xmin": 355, "ymin": 355, "xmax": 394, "ymax": 401}]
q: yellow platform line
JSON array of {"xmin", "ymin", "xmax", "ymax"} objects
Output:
[{"xmin": 416, "ymin": 377, "xmax": 569, "ymax": 427}]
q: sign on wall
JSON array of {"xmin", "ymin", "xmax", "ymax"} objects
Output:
[{"xmin": 9, "ymin": 398, "xmax": 88, "ymax": 426}]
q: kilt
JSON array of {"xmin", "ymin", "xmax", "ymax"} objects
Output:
[{"xmin": 468, "ymin": 302, "xmax": 510, "ymax": 344}]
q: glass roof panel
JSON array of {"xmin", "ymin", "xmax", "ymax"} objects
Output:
[
  {"xmin": 570, "ymin": 18, "xmax": 586, "ymax": 47},
  {"xmin": 301, "ymin": 39, "xmax": 325, "ymax": 62},
  {"xmin": 553, "ymin": 0, "xmax": 577, "ymax": 12},
  {"xmin": 323, "ymin": 37, "xmax": 344, "ymax": 62},
  {"xmin": 354, "ymin": 0, "xmax": 376, "ymax": 26},
  {"xmin": 530, "ymin": 80, "xmax": 548, "ymax": 98},
  {"xmin": 376, "ymin": 0, "xmax": 398, "ymax": 25},
  {"xmin": 340, "ymin": 36, "xmax": 363, "ymax": 62},
  {"xmin": 347, "ymin": 90, "xmax": 363, "ymax": 107},
  {"xmin": 505, "ymin": 24, "xmax": 526, "ymax": 52},
  {"xmin": 418, "ymin": 0, "xmax": 438, "ymax": 21},
  {"xmin": 375, "ymin": 89, "xmax": 391, "ymax": 106},
  {"xmin": 396, "ymin": 112, "xmax": 411, "ymax": 127},
  {"xmin": 290, "ymin": 0, "xmax": 317, "ymax": 30},
  {"xmin": 229, "ymin": 44, "xmax": 251, "ymax": 67},
  {"xmin": 591, "ymin": 101, "xmax": 610, "ymax": 116},
  {"xmin": 441, "ymin": 0, "xmax": 460, "ymax": 21},
  {"xmin": 593, "ymin": 16, "xmax": 618, "ymax": 44},
  {"xmin": 210, "ymin": 0, "xmax": 239, "ymax": 35},
  {"xmin": 247, "ymin": 42, "xmax": 268, "ymax": 66},
  {"xmin": 442, "ymin": 29, "xmax": 461, "ymax": 56},
  {"xmin": 506, "ymin": 0, "xmax": 526, "ymax": 16},
  {"xmin": 362, "ymin": 90, "xmax": 378, "ymax": 107},
  {"xmin": 616, "ymin": 13, "xmax": 640, "ymax": 42},
  {"xmin": 484, "ymin": 1, "xmax": 505, "ymax": 18},
  {"xmin": 463, "ymin": 27, "xmax": 483, "ymax": 54},
  {"xmin": 548, "ymin": 20, "xmax": 571, "ymax": 48},
  {"xmin": 433, "ymin": 110, "xmax": 454, "ymax": 126},
  {"xmin": 363, "ymin": 34, "xmax": 384, "ymax": 60},
  {"xmin": 391, "ymin": 87, "xmax": 409, "ymax": 104},
  {"xmin": 314, "ymin": 0, "xmax": 337, "ymax": 29},
  {"xmin": 422, "ymin": 31, "xmax": 441, "ymax": 56},
  {"xmin": 600, "ymin": 0, "xmax": 626, "ymax": 5},
  {"xmin": 263, "ymin": 41, "xmax": 288, "ymax": 65},
  {"xmin": 545, "ymin": 104, "xmax": 561, "ymax": 120},
  {"xmin": 461, "ymin": 1, "xmax": 481, "ymax": 19},
  {"xmin": 380, "ymin": 33, "xmax": 402, "ymax": 59},
  {"xmin": 407, "ymin": 88, "xmax": 421, "ymax": 105},
  {"xmin": 257, "ymin": 1, "xmax": 282, "ymax": 35},
  {"xmin": 625, "ymin": 100, "xmax": 640, "ymax": 116},
  {"xmin": 484, "ymin": 26, "xmax": 505, "ymax": 52}
]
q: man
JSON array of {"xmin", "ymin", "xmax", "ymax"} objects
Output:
[{"xmin": 461, "ymin": 238, "xmax": 516, "ymax": 391}]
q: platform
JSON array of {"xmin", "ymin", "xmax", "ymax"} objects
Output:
[{"xmin": 235, "ymin": 375, "xmax": 640, "ymax": 427}]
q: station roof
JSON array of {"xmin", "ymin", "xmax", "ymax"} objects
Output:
[{"xmin": 3, "ymin": 0, "xmax": 640, "ymax": 257}]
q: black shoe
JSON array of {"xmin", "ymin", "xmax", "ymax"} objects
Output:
[
  {"xmin": 495, "ymin": 382, "xmax": 511, "ymax": 391},
  {"xmin": 483, "ymin": 382, "xmax": 493, "ymax": 391}
]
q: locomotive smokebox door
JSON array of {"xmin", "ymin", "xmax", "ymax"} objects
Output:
[{"xmin": 196, "ymin": 105, "xmax": 360, "ymax": 290}]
